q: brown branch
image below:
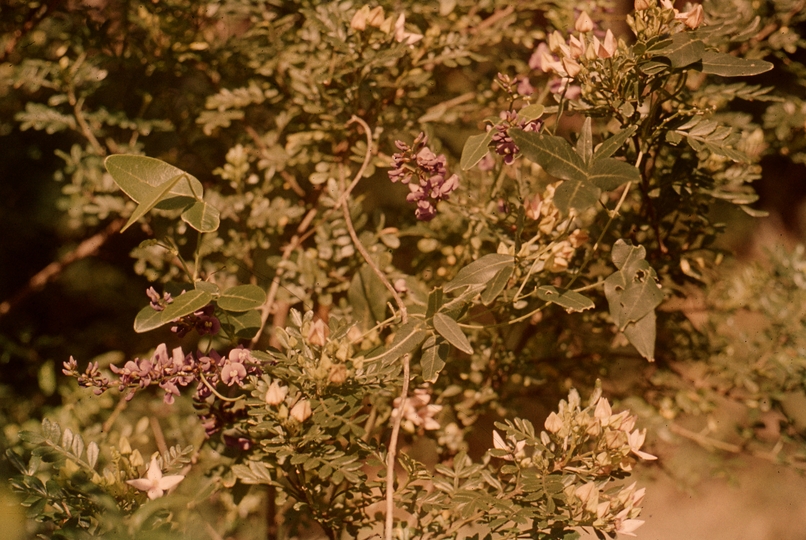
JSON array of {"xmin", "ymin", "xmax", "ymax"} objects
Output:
[{"xmin": 0, "ymin": 217, "xmax": 125, "ymax": 319}]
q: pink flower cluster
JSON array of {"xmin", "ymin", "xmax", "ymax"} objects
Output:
[
  {"xmin": 490, "ymin": 109, "xmax": 542, "ymax": 165},
  {"xmin": 63, "ymin": 345, "xmax": 259, "ymax": 405},
  {"xmin": 389, "ymin": 133, "xmax": 459, "ymax": 221}
]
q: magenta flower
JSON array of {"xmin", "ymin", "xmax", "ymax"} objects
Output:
[{"xmin": 389, "ymin": 133, "xmax": 459, "ymax": 221}]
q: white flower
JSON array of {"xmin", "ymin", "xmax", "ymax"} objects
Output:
[
  {"xmin": 394, "ymin": 13, "xmax": 423, "ymax": 45},
  {"xmin": 126, "ymin": 455, "xmax": 184, "ymax": 500},
  {"xmin": 628, "ymin": 428, "xmax": 658, "ymax": 460},
  {"xmin": 290, "ymin": 398, "xmax": 313, "ymax": 422},
  {"xmin": 265, "ymin": 380, "xmax": 288, "ymax": 406},
  {"xmin": 574, "ymin": 11, "xmax": 594, "ymax": 33}
]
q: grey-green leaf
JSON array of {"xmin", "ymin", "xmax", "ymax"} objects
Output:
[
  {"xmin": 217, "ymin": 284, "xmax": 267, "ymax": 312},
  {"xmin": 536, "ymin": 286, "xmax": 595, "ymax": 312},
  {"xmin": 104, "ymin": 154, "xmax": 203, "ymax": 207},
  {"xmin": 576, "ymin": 117, "xmax": 593, "ymax": 166},
  {"xmin": 433, "ymin": 312, "xmax": 473, "ymax": 355},
  {"xmin": 481, "ymin": 263, "xmax": 514, "ymax": 305},
  {"xmin": 181, "ymin": 200, "xmax": 221, "ymax": 233},
  {"xmin": 652, "ymin": 33, "xmax": 705, "ymax": 68},
  {"xmin": 699, "ymin": 51, "xmax": 773, "ymax": 77},
  {"xmin": 365, "ymin": 321, "xmax": 427, "ymax": 365},
  {"xmin": 611, "ymin": 239, "xmax": 646, "ymax": 270},
  {"xmin": 444, "ymin": 254, "xmax": 514, "ymax": 292},
  {"xmin": 517, "ymin": 104, "xmax": 545, "ymax": 122},
  {"xmin": 133, "ymin": 289, "xmax": 213, "ymax": 333},
  {"xmin": 421, "ymin": 335, "xmax": 450, "ymax": 383},
  {"xmin": 509, "ymin": 130, "xmax": 587, "ymax": 182},
  {"xmin": 460, "ymin": 131, "xmax": 494, "ymax": 170},
  {"xmin": 121, "ymin": 174, "xmax": 184, "ymax": 232},
  {"xmin": 623, "ymin": 310, "xmax": 656, "ymax": 361},
  {"xmin": 593, "ymin": 126, "xmax": 637, "ymax": 159},
  {"xmin": 553, "ymin": 180, "xmax": 601, "ymax": 213},
  {"xmin": 588, "ymin": 157, "xmax": 641, "ymax": 191}
]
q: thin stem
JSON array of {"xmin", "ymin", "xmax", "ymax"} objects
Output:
[
  {"xmin": 334, "ymin": 116, "xmax": 374, "ymax": 210},
  {"xmin": 385, "ymin": 354, "xmax": 410, "ymax": 540},
  {"xmin": 198, "ymin": 371, "xmax": 244, "ymax": 403}
]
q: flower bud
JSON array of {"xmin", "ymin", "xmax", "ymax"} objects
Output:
[
  {"xmin": 562, "ymin": 57, "xmax": 581, "ymax": 78},
  {"xmin": 574, "ymin": 11, "xmax": 594, "ymax": 33},
  {"xmin": 677, "ymin": 4, "xmax": 704, "ymax": 29},
  {"xmin": 328, "ymin": 364, "xmax": 347, "ymax": 385},
  {"xmin": 306, "ymin": 319, "xmax": 329, "ymax": 347},
  {"xmin": 265, "ymin": 380, "xmax": 288, "ymax": 406},
  {"xmin": 367, "ymin": 6, "xmax": 385, "ymax": 27},
  {"xmin": 350, "ymin": 5, "xmax": 370, "ymax": 31},
  {"xmin": 290, "ymin": 398, "xmax": 312, "ymax": 422},
  {"xmin": 634, "ymin": 0, "xmax": 651, "ymax": 10},
  {"xmin": 599, "ymin": 29, "xmax": 617, "ymax": 58},
  {"xmin": 544, "ymin": 411, "xmax": 564, "ymax": 433}
]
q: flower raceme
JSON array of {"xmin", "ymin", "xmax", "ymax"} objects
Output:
[{"xmin": 388, "ymin": 133, "xmax": 459, "ymax": 221}]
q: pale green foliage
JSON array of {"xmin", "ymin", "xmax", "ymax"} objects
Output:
[{"xmin": 4, "ymin": 0, "xmax": 806, "ymax": 538}]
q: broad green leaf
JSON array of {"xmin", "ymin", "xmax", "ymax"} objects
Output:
[
  {"xmin": 481, "ymin": 263, "xmax": 514, "ymax": 305},
  {"xmin": 594, "ymin": 126, "xmax": 637, "ymax": 160},
  {"xmin": 433, "ymin": 312, "xmax": 473, "ymax": 354},
  {"xmin": 604, "ymin": 269, "xmax": 629, "ymax": 325},
  {"xmin": 509, "ymin": 130, "xmax": 587, "ymax": 182},
  {"xmin": 365, "ymin": 321, "xmax": 427, "ymax": 365},
  {"xmin": 194, "ymin": 281, "xmax": 220, "ymax": 295},
  {"xmin": 133, "ymin": 305, "xmax": 165, "ymax": 334},
  {"xmin": 349, "ymin": 266, "xmax": 390, "ymax": 328},
  {"xmin": 699, "ymin": 51, "xmax": 773, "ymax": 77},
  {"xmin": 444, "ymin": 253, "xmax": 514, "ymax": 292},
  {"xmin": 181, "ymin": 200, "xmax": 220, "ymax": 233},
  {"xmin": 460, "ymin": 131, "xmax": 493, "ymax": 170},
  {"xmin": 121, "ymin": 174, "xmax": 183, "ymax": 232},
  {"xmin": 536, "ymin": 286, "xmax": 595, "ymax": 312},
  {"xmin": 588, "ymin": 157, "xmax": 641, "ymax": 191},
  {"xmin": 426, "ymin": 287, "xmax": 444, "ymax": 319},
  {"xmin": 104, "ymin": 155, "xmax": 203, "ymax": 208},
  {"xmin": 217, "ymin": 284, "xmax": 267, "ymax": 312},
  {"xmin": 421, "ymin": 335, "xmax": 450, "ymax": 383},
  {"xmin": 611, "ymin": 239, "xmax": 646, "ymax": 270},
  {"xmin": 616, "ymin": 261, "xmax": 663, "ymax": 327},
  {"xmin": 652, "ymin": 33, "xmax": 705, "ymax": 68},
  {"xmin": 576, "ymin": 117, "xmax": 593, "ymax": 166},
  {"xmin": 623, "ymin": 310, "xmax": 656, "ymax": 361},
  {"xmin": 517, "ymin": 104, "xmax": 545, "ymax": 122},
  {"xmin": 553, "ymin": 180, "xmax": 601, "ymax": 213},
  {"xmin": 133, "ymin": 289, "xmax": 212, "ymax": 333}
]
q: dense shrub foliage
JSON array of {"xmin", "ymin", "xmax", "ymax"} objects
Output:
[{"xmin": 2, "ymin": 0, "xmax": 806, "ymax": 539}]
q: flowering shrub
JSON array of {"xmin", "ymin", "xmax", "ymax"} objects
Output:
[{"xmin": 3, "ymin": 0, "xmax": 806, "ymax": 539}]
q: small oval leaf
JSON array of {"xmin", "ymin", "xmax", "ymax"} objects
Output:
[{"xmin": 460, "ymin": 131, "xmax": 494, "ymax": 170}]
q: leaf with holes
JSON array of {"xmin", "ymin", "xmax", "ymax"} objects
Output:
[{"xmin": 537, "ymin": 286, "xmax": 595, "ymax": 312}]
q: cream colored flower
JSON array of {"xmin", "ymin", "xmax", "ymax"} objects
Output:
[
  {"xmin": 265, "ymin": 380, "xmax": 288, "ymax": 406},
  {"xmin": 394, "ymin": 13, "xmax": 423, "ymax": 45},
  {"xmin": 126, "ymin": 455, "xmax": 184, "ymax": 500},
  {"xmin": 544, "ymin": 411, "xmax": 564, "ymax": 433},
  {"xmin": 307, "ymin": 319, "xmax": 329, "ymax": 347},
  {"xmin": 627, "ymin": 428, "xmax": 658, "ymax": 460},
  {"xmin": 676, "ymin": 4, "xmax": 704, "ymax": 29},
  {"xmin": 574, "ymin": 11, "xmax": 594, "ymax": 33},
  {"xmin": 290, "ymin": 398, "xmax": 313, "ymax": 422}
]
